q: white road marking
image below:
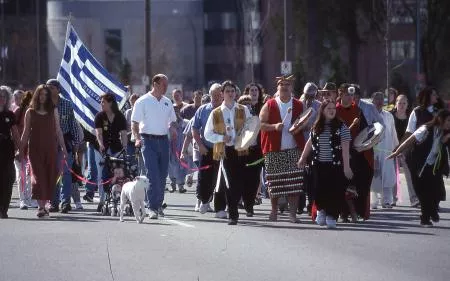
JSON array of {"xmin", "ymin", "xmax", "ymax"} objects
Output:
[{"xmin": 162, "ymin": 218, "xmax": 195, "ymax": 228}]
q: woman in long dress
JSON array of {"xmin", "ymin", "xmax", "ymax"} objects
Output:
[{"xmin": 20, "ymin": 85, "xmax": 67, "ymax": 217}]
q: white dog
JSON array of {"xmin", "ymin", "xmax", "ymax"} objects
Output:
[{"xmin": 120, "ymin": 176, "xmax": 149, "ymax": 223}]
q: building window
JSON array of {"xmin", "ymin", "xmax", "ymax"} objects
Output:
[
  {"xmin": 104, "ymin": 29, "xmax": 122, "ymax": 75},
  {"xmin": 391, "ymin": 40, "xmax": 415, "ymax": 60},
  {"xmin": 245, "ymin": 45, "xmax": 261, "ymax": 64},
  {"xmin": 221, "ymin": 12, "xmax": 237, "ymax": 30},
  {"xmin": 250, "ymin": 11, "xmax": 260, "ymax": 29}
]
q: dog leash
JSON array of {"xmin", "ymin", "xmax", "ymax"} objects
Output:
[{"xmin": 63, "ymin": 159, "xmax": 114, "ymax": 185}]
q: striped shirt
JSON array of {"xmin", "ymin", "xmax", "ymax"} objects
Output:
[{"xmin": 314, "ymin": 123, "xmax": 351, "ymax": 162}]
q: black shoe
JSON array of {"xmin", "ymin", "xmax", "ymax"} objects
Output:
[
  {"xmin": 228, "ymin": 219, "xmax": 238, "ymax": 225},
  {"xmin": 420, "ymin": 216, "xmax": 433, "ymax": 227},
  {"xmin": 60, "ymin": 203, "xmax": 71, "ymax": 214},
  {"xmin": 162, "ymin": 203, "xmax": 167, "ymax": 209},
  {"xmin": 48, "ymin": 205, "xmax": 59, "ymax": 212},
  {"xmin": 246, "ymin": 211, "xmax": 254, "ymax": 217},
  {"xmin": 238, "ymin": 202, "xmax": 245, "ymax": 209},
  {"xmin": 0, "ymin": 212, "xmax": 8, "ymax": 219},
  {"xmin": 431, "ymin": 213, "xmax": 440, "ymax": 223},
  {"xmin": 97, "ymin": 203, "xmax": 104, "ymax": 212},
  {"xmin": 179, "ymin": 186, "xmax": 187, "ymax": 193},
  {"xmin": 83, "ymin": 194, "xmax": 93, "ymax": 203}
]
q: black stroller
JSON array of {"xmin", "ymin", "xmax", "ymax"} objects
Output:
[{"xmin": 100, "ymin": 149, "xmax": 140, "ymax": 216}]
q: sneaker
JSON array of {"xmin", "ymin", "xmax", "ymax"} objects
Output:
[
  {"xmin": 60, "ymin": 203, "xmax": 71, "ymax": 214},
  {"xmin": 431, "ymin": 213, "xmax": 440, "ymax": 223},
  {"xmin": 169, "ymin": 183, "xmax": 176, "ymax": 193},
  {"xmin": 316, "ymin": 210, "xmax": 326, "ymax": 226},
  {"xmin": 75, "ymin": 202, "xmax": 83, "ymax": 210},
  {"xmin": 28, "ymin": 200, "xmax": 38, "ymax": 208},
  {"xmin": 48, "ymin": 205, "xmax": 59, "ymax": 212},
  {"xmin": 158, "ymin": 208, "xmax": 165, "ymax": 217},
  {"xmin": 149, "ymin": 210, "xmax": 158, "ymax": 219},
  {"xmin": 83, "ymin": 194, "xmax": 93, "ymax": 203},
  {"xmin": 411, "ymin": 200, "xmax": 420, "ymax": 208},
  {"xmin": 199, "ymin": 203, "xmax": 210, "ymax": 214},
  {"xmin": 178, "ymin": 185, "xmax": 187, "ymax": 193},
  {"xmin": 215, "ymin": 210, "xmax": 228, "ymax": 219},
  {"xmin": 420, "ymin": 220, "xmax": 433, "ymax": 228},
  {"xmin": 382, "ymin": 203, "xmax": 393, "ymax": 209},
  {"xmin": 228, "ymin": 219, "xmax": 238, "ymax": 225},
  {"xmin": 96, "ymin": 202, "xmax": 104, "ymax": 212},
  {"xmin": 186, "ymin": 175, "xmax": 193, "ymax": 187},
  {"xmin": 194, "ymin": 199, "xmax": 201, "ymax": 212},
  {"xmin": 326, "ymin": 216, "xmax": 337, "ymax": 229},
  {"xmin": 19, "ymin": 201, "xmax": 28, "ymax": 210}
]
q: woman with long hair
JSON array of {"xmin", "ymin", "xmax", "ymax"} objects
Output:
[
  {"xmin": 20, "ymin": 85, "xmax": 67, "ymax": 217},
  {"xmin": 298, "ymin": 100, "xmax": 353, "ymax": 228},
  {"xmin": 388, "ymin": 109, "xmax": 450, "ymax": 227},
  {"xmin": 390, "ymin": 95, "xmax": 419, "ymax": 207},
  {"xmin": 0, "ymin": 86, "xmax": 20, "ymax": 218},
  {"xmin": 243, "ymin": 83, "xmax": 267, "ymax": 116},
  {"xmin": 94, "ymin": 92, "xmax": 128, "ymax": 212},
  {"xmin": 13, "ymin": 90, "xmax": 34, "ymax": 209}
]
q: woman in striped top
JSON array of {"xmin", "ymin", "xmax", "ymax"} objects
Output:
[{"xmin": 298, "ymin": 101, "xmax": 353, "ymax": 228}]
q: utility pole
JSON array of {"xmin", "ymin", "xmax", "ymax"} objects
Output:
[
  {"xmin": 1, "ymin": 0, "xmax": 5, "ymax": 82},
  {"xmin": 416, "ymin": 0, "xmax": 421, "ymax": 95},
  {"xmin": 283, "ymin": 0, "xmax": 287, "ymax": 62},
  {"xmin": 144, "ymin": 0, "xmax": 151, "ymax": 91},
  {"xmin": 385, "ymin": 0, "xmax": 390, "ymax": 95},
  {"xmin": 36, "ymin": 0, "xmax": 41, "ymax": 83}
]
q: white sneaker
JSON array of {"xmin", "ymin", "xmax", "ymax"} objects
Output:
[
  {"xmin": 75, "ymin": 202, "xmax": 83, "ymax": 210},
  {"xmin": 315, "ymin": 210, "xmax": 326, "ymax": 226},
  {"xmin": 149, "ymin": 210, "xmax": 158, "ymax": 219},
  {"xmin": 29, "ymin": 200, "xmax": 38, "ymax": 208},
  {"xmin": 194, "ymin": 199, "xmax": 201, "ymax": 212},
  {"xmin": 19, "ymin": 201, "xmax": 28, "ymax": 210},
  {"xmin": 199, "ymin": 203, "xmax": 210, "ymax": 214},
  {"xmin": 326, "ymin": 216, "xmax": 337, "ymax": 229},
  {"xmin": 215, "ymin": 210, "xmax": 227, "ymax": 219}
]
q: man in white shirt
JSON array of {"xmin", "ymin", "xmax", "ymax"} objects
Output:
[
  {"xmin": 204, "ymin": 80, "xmax": 252, "ymax": 225},
  {"xmin": 131, "ymin": 74, "xmax": 177, "ymax": 219}
]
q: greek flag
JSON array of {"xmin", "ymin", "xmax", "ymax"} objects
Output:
[{"xmin": 56, "ymin": 22, "xmax": 128, "ymax": 134}]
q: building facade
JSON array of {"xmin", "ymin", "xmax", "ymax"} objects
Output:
[{"xmin": 47, "ymin": 0, "xmax": 204, "ymax": 95}]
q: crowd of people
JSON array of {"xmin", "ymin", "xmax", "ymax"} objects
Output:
[{"xmin": 0, "ymin": 74, "xmax": 447, "ymax": 228}]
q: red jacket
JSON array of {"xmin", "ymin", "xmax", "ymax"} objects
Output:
[{"xmin": 261, "ymin": 98, "xmax": 306, "ymax": 154}]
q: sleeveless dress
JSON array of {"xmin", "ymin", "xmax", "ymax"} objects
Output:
[{"xmin": 28, "ymin": 110, "xmax": 58, "ymax": 200}]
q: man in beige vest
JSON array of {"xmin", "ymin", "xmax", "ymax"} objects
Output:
[{"xmin": 204, "ymin": 80, "xmax": 252, "ymax": 225}]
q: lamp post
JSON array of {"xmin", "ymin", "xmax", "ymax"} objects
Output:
[{"xmin": 144, "ymin": 0, "xmax": 151, "ymax": 91}]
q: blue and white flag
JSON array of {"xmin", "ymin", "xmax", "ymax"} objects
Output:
[{"xmin": 57, "ymin": 22, "xmax": 128, "ymax": 134}]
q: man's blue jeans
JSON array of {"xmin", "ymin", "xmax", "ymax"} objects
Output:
[
  {"xmin": 142, "ymin": 135, "xmax": 169, "ymax": 211},
  {"xmin": 53, "ymin": 149, "xmax": 73, "ymax": 206},
  {"xmin": 85, "ymin": 143, "xmax": 98, "ymax": 196}
]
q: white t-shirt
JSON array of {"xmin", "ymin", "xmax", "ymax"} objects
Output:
[
  {"xmin": 131, "ymin": 93, "xmax": 177, "ymax": 135},
  {"xmin": 413, "ymin": 125, "xmax": 442, "ymax": 166},
  {"xmin": 406, "ymin": 105, "xmax": 434, "ymax": 133},
  {"xmin": 276, "ymin": 96, "xmax": 297, "ymax": 150},
  {"xmin": 204, "ymin": 102, "xmax": 251, "ymax": 146}
]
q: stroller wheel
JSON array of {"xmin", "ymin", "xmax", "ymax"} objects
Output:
[{"xmin": 101, "ymin": 205, "xmax": 110, "ymax": 216}]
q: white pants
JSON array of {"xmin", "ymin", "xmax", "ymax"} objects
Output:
[
  {"xmin": 371, "ymin": 187, "xmax": 394, "ymax": 207},
  {"xmin": 93, "ymin": 149, "xmax": 106, "ymax": 202},
  {"xmin": 14, "ymin": 158, "xmax": 32, "ymax": 203}
]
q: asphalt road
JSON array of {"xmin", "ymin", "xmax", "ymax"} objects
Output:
[{"xmin": 1, "ymin": 176, "xmax": 449, "ymax": 281}]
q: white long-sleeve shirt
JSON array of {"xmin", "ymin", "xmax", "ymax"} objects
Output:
[{"xmin": 204, "ymin": 102, "xmax": 251, "ymax": 146}]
